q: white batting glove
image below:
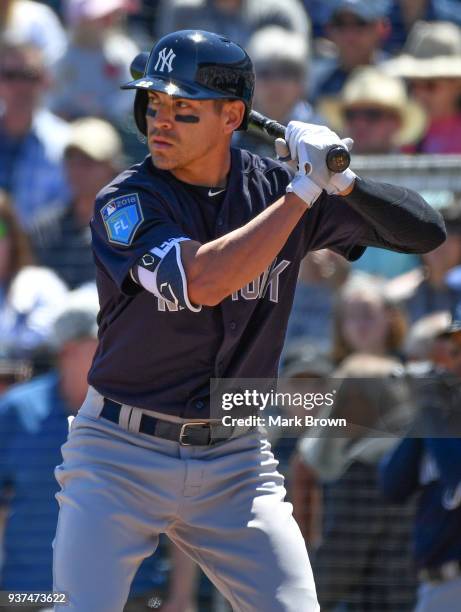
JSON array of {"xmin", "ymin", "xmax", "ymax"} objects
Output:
[
  {"xmin": 286, "ymin": 173, "xmax": 322, "ymax": 208},
  {"xmin": 275, "ymin": 137, "xmax": 322, "ymax": 207},
  {"xmin": 285, "ymin": 121, "xmax": 356, "ymax": 195}
]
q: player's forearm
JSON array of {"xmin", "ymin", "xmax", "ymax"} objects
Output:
[{"xmin": 185, "ymin": 192, "xmax": 309, "ymax": 306}]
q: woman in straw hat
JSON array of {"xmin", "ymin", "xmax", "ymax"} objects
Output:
[
  {"xmin": 319, "ymin": 66, "xmax": 426, "ymax": 277},
  {"xmin": 383, "ymin": 21, "xmax": 461, "ymax": 153},
  {"xmin": 319, "ymin": 65, "xmax": 426, "ymax": 154}
]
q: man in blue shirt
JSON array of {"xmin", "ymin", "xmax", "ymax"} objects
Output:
[
  {"xmin": 379, "ymin": 323, "xmax": 461, "ymax": 612},
  {"xmin": 310, "ymin": 0, "xmax": 390, "ymax": 103},
  {"xmin": 0, "ymin": 287, "xmax": 178, "ymax": 611},
  {"xmin": 0, "ymin": 38, "xmax": 69, "ymax": 232}
]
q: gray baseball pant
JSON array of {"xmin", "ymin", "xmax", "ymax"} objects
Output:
[{"xmin": 52, "ymin": 387, "xmax": 320, "ymax": 612}]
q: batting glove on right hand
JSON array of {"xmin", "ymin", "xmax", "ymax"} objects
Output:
[
  {"xmin": 275, "ymin": 137, "xmax": 322, "ymax": 208},
  {"xmin": 285, "ymin": 121, "xmax": 356, "ymax": 195}
]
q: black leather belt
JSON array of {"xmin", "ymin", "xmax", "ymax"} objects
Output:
[{"xmin": 100, "ymin": 398, "xmax": 231, "ymax": 446}]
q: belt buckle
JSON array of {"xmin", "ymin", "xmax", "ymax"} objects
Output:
[{"xmin": 179, "ymin": 422, "xmax": 211, "ymax": 446}]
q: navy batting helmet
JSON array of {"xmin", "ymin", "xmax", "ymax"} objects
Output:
[{"xmin": 121, "ymin": 30, "xmax": 255, "ymax": 135}]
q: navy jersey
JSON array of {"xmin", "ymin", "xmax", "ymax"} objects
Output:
[{"xmin": 88, "ymin": 147, "xmax": 434, "ymax": 418}]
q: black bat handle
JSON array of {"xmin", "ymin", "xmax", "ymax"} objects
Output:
[
  {"xmin": 250, "ymin": 112, "xmax": 286, "ymax": 140},
  {"xmin": 249, "ymin": 111, "xmax": 351, "ymax": 174}
]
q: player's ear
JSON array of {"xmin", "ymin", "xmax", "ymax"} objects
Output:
[{"xmin": 221, "ymin": 100, "xmax": 245, "ymax": 134}]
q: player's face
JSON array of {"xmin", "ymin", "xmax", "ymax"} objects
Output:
[{"xmin": 146, "ymin": 90, "xmax": 240, "ymax": 178}]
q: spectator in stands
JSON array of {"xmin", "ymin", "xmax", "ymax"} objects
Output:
[
  {"xmin": 294, "ymin": 354, "xmax": 417, "ymax": 611},
  {"xmin": 235, "ymin": 26, "xmax": 321, "ymax": 158},
  {"xmin": 0, "ymin": 191, "xmax": 67, "ymax": 363},
  {"xmin": 386, "ymin": 201, "xmax": 461, "ymax": 323},
  {"xmin": 0, "ymin": 38, "xmax": 70, "ymax": 232},
  {"xmin": 385, "ymin": 0, "xmax": 461, "ymax": 54},
  {"xmin": 31, "ymin": 117, "xmax": 125, "ymax": 289},
  {"xmin": 320, "ymin": 65, "xmax": 425, "ymax": 278},
  {"xmin": 0, "ymin": 0, "xmax": 67, "ymax": 68},
  {"xmin": 0, "ymin": 287, "xmax": 101, "ymax": 605},
  {"xmin": 127, "ymin": 0, "xmax": 160, "ymax": 41},
  {"xmin": 403, "ymin": 310, "xmax": 453, "ymax": 366},
  {"xmin": 379, "ymin": 322, "xmax": 461, "ymax": 612},
  {"xmin": 0, "ymin": 351, "xmax": 31, "ymax": 396},
  {"xmin": 155, "ymin": 0, "xmax": 310, "ymax": 49},
  {"xmin": 322, "ymin": 66, "xmax": 426, "ymax": 155},
  {"xmin": 289, "ymin": 273, "xmax": 408, "ymax": 578},
  {"xmin": 310, "ymin": 0, "xmax": 390, "ymax": 103},
  {"xmin": 437, "ymin": 321, "xmax": 461, "ymax": 377},
  {"xmin": 49, "ymin": 0, "xmax": 139, "ymax": 124},
  {"xmin": 304, "ymin": 0, "xmax": 461, "ymax": 55},
  {"xmin": 284, "ymin": 249, "xmax": 350, "ymax": 353},
  {"xmin": 283, "ymin": 346, "xmax": 334, "ymax": 548},
  {"xmin": 38, "ymin": 1, "xmax": 64, "ymax": 18},
  {"xmin": 302, "ymin": 0, "xmax": 337, "ymax": 39},
  {"xmin": 0, "ymin": 287, "xmax": 197, "ymax": 612},
  {"xmin": 332, "ymin": 273, "xmax": 407, "ymax": 365},
  {"xmin": 454, "ymin": 298, "xmax": 461, "ymax": 325},
  {"xmin": 384, "ymin": 21, "xmax": 461, "ymax": 154}
]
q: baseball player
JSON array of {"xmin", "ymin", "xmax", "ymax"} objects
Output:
[{"xmin": 52, "ymin": 30, "xmax": 446, "ymax": 612}]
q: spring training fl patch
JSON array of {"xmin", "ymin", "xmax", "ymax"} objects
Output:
[{"xmin": 101, "ymin": 193, "xmax": 144, "ymax": 246}]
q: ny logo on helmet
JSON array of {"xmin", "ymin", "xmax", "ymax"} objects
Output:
[{"xmin": 154, "ymin": 48, "xmax": 176, "ymax": 73}]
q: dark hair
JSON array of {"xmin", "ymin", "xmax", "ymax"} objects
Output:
[{"xmin": 0, "ymin": 190, "xmax": 34, "ymax": 283}]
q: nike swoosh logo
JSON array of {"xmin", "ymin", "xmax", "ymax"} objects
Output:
[{"xmin": 208, "ymin": 188, "xmax": 226, "ymax": 197}]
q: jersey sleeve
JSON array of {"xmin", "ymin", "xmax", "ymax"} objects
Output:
[
  {"xmin": 303, "ymin": 177, "xmax": 445, "ymax": 259},
  {"xmin": 301, "ymin": 192, "xmax": 367, "ymax": 260},
  {"xmin": 91, "ymin": 188, "xmax": 192, "ymax": 295}
]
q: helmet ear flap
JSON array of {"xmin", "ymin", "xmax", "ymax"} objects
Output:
[{"xmin": 134, "ymin": 90, "xmax": 148, "ymax": 136}]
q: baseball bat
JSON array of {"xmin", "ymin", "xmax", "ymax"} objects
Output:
[
  {"xmin": 128, "ymin": 53, "xmax": 351, "ymax": 174},
  {"xmin": 248, "ymin": 110, "xmax": 351, "ymax": 174}
]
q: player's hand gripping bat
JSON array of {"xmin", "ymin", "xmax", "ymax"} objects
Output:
[{"xmin": 248, "ymin": 111, "xmax": 351, "ymax": 174}]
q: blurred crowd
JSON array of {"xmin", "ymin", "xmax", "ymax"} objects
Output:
[{"xmin": 1, "ymin": 0, "xmax": 461, "ymax": 611}]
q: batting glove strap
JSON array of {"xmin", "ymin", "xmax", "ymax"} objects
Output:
[
  {"xmin": 286, "ymin": 174, "xmax": 322, "ymax": 208},
  {"xmin": 326, "ymin": 167, "xmax": 357, "ymax": 195}
]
